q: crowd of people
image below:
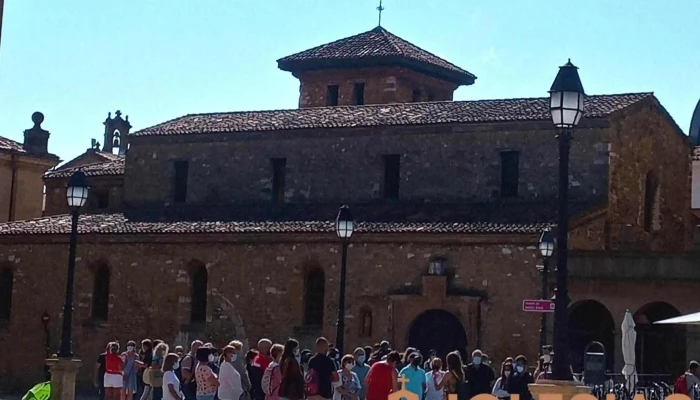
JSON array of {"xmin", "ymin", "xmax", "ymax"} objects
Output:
[{"xmin": 94, "ymin": 338, "xmax": 565, "ymax": 400}]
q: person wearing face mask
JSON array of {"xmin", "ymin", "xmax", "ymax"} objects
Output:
[
  {"xmin": 195, "ymin": 347, "xmax": 220, "ymax": 400},
  {"xmin": 399, "ymin": 352, "xmax": 426, "ymax": 400},
  {"xmin": 227, "ymin": 340, "xmax": 252, "ymax": 400},
  {"xmin": 219, "ymin": 346, "xmax": 244, "ymax": 400},
  {"xmin": 491, "ymin": 359, "xmax": 513, "ymax": 400},
  {"xmin": 351, "ymin": 348, "xmax": 369, "ymax": 400},
  {"xmin": 334, "ymin": 355, "xmax": 361, "ymax": 400},
  {"xmin": 122, "ymin": 341, "xmax": 140, "ymax": 400},
  {"xmin": 506, "ymin": 355, "xmax": 533, "ymax": 400},
  {"xmin": 464, "ymin": 349, "xmax": 494, "ymax": 399},
  {"xmin": 163, "ymin": 353, "xmax": 184, "ymax": 400}
]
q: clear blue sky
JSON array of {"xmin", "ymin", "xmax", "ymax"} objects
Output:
[{"xmin": 0, "ymin": 0, "xmax": 698, "ymax": 163}]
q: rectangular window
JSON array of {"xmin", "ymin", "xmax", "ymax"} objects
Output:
[
  {"xmin": 383, "ymin": 154, "xmax": 400, "ymax": 199},
  {"xmin": 500, "ymin": 151, "xmax": 519, "ymax": 198},
  {"xmin": 271, "ymin": 158, "xmax": 287, "ymax": 203},
  {"xmin": 173, "ymin": 160, "xmax": 189, "ymax": 203},
  {"xmin": 412, "ymin": 89, "xmax": 422, "ymax": 102},
  {"xmin": 326, "ymin": 85, "xmax": 339, "ymax": 106},
  {"xmin": 353, "ymin": 83, "xmax": 365, "ymax": 105}
]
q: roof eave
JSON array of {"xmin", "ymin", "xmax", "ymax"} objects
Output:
[{"xmin": 278, "ymin": 56, "xmax": 476, "ymax": 86}]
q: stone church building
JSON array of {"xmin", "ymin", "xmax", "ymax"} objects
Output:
[{"xmin": 0, "ymin": 26, "xmax": 697, "ymax": 391}]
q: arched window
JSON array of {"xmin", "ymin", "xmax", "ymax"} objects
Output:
[
  {"xmin": 112, "ymin": 130, "xmax": 121, "ymax": 154},
  {"xmin": 92, "ymin": 265, "xmax": 110, "ymax": 321},
  {"xmin": 0, "ymin": 267, "xmax": 13, "ymax": 321},
  {"xmin": 644, "ymin": 171, "xmax": 658, "ymax": 232},
  {"xmin": 303, "ymin": 268, "xmax": 325, "ymax": 326},
  {"xmin": 191, "ymin": 264, "xmax": 208, "ymax": 323},
  {"xmin": 359, "ymin": 307, "xmax": 373, "ymax": 337}
]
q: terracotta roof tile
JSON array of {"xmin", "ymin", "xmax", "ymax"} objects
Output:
[
  {"xmin": 0, "ymin": 213, "xmax": 549, "ymax": 236},
  {"xmin": 134, "ymin": 93, "xmax": 653, "ymax": 137},
  {"xmin": 0, "ymin": 135, "xmax": 26, "ymax": 153},
  {"xmin": 44, "ymin": 158, "xmax": 125, "ymax": 179},
  {"xmin": 277, "ymin": 26, "xmax": 475, "ymax": 84}
]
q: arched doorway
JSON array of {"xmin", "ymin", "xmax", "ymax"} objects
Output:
[
  {"xmin": 408, "ymin": 309, "xmax": 467, "ymax": 360},
  {"xmin": 634, "ymin": 302, "xmax": 685, "ymax": 378},
  {"xmin": 568, "ymin": 300, "xmax": 615, "ymax": 373}
]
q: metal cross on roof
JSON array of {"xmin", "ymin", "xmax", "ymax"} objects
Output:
[{"xmin": 377, "ymin": 0, "xmax": 385, "ymax": 27}]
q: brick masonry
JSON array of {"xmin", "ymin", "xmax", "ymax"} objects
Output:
[
  {"xmin": 296, "ymin": 67, "xmax": 456, "ymax": 107},
  {"xmin": 0, "ymin": 233, "xmax": 544, "ymax": 392}
]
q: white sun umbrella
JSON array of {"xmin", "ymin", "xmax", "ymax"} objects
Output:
[
  {"xmin": 622, "ymin": 310, "xmax": 638, "ymax": 392},
  {"xmin": 654, "ymin": 311, "xmax": 700, "ymax": 325}
]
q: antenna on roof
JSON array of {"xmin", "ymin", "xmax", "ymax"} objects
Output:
[{"xmin": 377, "ymin": 0, "xmax": 384, "ymax": 27}]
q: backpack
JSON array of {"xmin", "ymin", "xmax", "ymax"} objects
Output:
[
  {"xmin": 262, "ymin": 363, "xmax": 279, "ymax": 396},
  {"xmin": 675, "ymin": 375, "xmax": 688, "ymax": 394},
  {"xmin": 304, "ymin": 368, "xmax": 319, "ymax": 397}
]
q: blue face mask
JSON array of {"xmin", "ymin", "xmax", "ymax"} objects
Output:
[
  {"xmin": 173, "ymin": 361, "xmax": 180, "ymax": 370},
  {"xmin": 231, "ymin": 354, "xmax": 238, "ymax": 362},
  {"xmin": 358, "ymin": 356, "xmax": 366, "ymax": 364},
  {"xmin": 473, "ymin": 357, "xmax": 482, "ymax": 365}
]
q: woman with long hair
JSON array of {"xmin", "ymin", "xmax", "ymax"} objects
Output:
[
  {"xmin": 434, "ymin": 351, "xmax": 465, "ymax": 399},
  {"xmin": 278, "ymin": 339, "xmax": 304, "ymax": 400},
  {"xmin": 491, "ymin": 359, "xmax": 513, "ymax": 400}
]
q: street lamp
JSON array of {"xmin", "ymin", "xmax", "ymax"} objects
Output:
[
  {"xmin": 334, "ymin": 205, "xmax": 354, "ymax": 354},
  {"xmin": 549, "ymin": 59, "xmax": 585, "ymax": 381},
  {"xmin": 538, "ymin": 230, "xmax": 555, "ymax": 351},
  {"xmin": 58, "ymin": 170, "xmax": 89, "ymax": 358}
]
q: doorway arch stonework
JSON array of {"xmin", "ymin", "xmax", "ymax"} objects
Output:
[{"xmin": 388, "ymin": 275, "xmax": 480, "ymax": 354}]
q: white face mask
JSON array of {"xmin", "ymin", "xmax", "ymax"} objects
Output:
[
  {"xmin": 127, "ymin": 346, "xmax": 135, "ymax": 352},
  {"xmin": 208, "ymin": 354, "xmax": 215, "ymax": 363},
  {"xmin": 345, "ymin": 363, "xmax": 354, "ymax": 371},
  {"xmin": 516, "ymin": 365, "xmax": 524, "ymax": 373},
  {"xmin": 542, "ymin": 355, "xmax": 551, "ymax": 363},
  {"xmin": 504, "ymin": 371, "xmax": 511, "ymax": 377}
]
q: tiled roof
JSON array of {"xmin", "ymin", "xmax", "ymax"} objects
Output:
[
  {"xmin": 44, "ymin": 158, "xmax": 125, "ymax": 179},
  {"xmin": 0, "ymin": 135, "xmax": 25, "ymax": 153},
  {"xmin": 694, "ymin": 147, "xmax": 700, "ymax": 161},
  {"xmin": 134, "ymin": 93, "xmax": 653, "ymax": 137},
  {"xmin": 277, "ymin": 26, "xmax": 476, "ymax": 85},
  {"xmin": 94, "ymin": 151, "xmax": 124, "ymax": 162},
  {"xmin": 0, "ymin": 213, "xmax": 549, "ymax": 236},
  {"xmin": 0, "ymin": 199, "xmax": 602, "ymax": 236}
]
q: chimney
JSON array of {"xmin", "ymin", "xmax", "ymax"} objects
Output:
[{"xmin": 23, "ymin": 112, "xmax": 50, "ymax": 155}]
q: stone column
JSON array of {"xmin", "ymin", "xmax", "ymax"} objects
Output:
[{"xmin": 47, "ymin": 357, "xmax": 82, "ymax": 400}]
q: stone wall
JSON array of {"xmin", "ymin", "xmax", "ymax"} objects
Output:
[
  {"xmin": 605, "ymin": 98, "xmax": 693, "ymax": 251},
  {"xmin": 0, "ymin": 232, "xmax": 542, "ymax": 393},
  {"xmin": 45, "ymin": 176, "xmax": 124, "ymax": 216},
  {"xmin": 124, "ymin": 122, "xmax": 609, "ymax": 207},
  {"xmin": 296, "ymin": 67, "xmax": 456, "ymax": 108}
]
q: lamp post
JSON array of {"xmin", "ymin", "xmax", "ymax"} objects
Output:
[
  {"xmin": 58, "ymin": 170, "xmax": 89, "ymax": 358},
  {"xmin": 549, "ymin": 59, "xmax": 585, "ymax": 381},
  {"xmin": 334, "ymin": 205, "xmax": 354, "ymax": 355},
  {"xmin": 538, "ymin": 230, "xmax": 555, "ymax": 350}
]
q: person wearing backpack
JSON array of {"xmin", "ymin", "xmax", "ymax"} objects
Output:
[
  {"xmin": 677, "ymin": 361, "xmax": 700, "ymax": 398},
  {"xmin": 262, "ymin": 344, "xmax": 284, "ymax": 400},
  {"xmin": 307, "ymin": 338, "xmax": 340, "ymax": 400}
]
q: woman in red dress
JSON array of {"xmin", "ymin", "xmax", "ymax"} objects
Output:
[{"xmin": 364, "ymin": 351, "xmax": 401, "ymax": 400}]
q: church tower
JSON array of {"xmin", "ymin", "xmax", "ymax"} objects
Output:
[
  {"xmin": 277, "ymin": 26, "xmax": 476, "ymax": 108},
  {"xmin": 102, "ymin": 110, "xmax": 132, "ymax": 155}
]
